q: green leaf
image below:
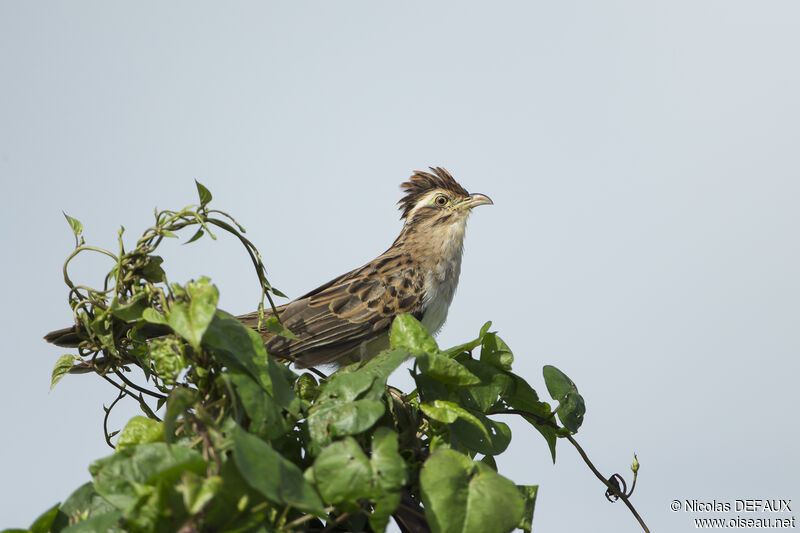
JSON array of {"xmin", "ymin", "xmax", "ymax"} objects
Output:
[
  {"xmin": 543, "ymin": 365, "xmax": 586, "ymax": 433},
  {"xmin": 177, "ymin": 471, "xmax": 222, "ymax": 514},
  {"xmin": 141, "ymin": 308, "xmax": 169, "ymax": 326},
  {"xmin": 184, "ymin": 228, "xmax": 204, "ymax": 244},
  {"xmin": 310, "ymin": 427, "xmax": 406, "ymax": 528},
  {"xmin": 60, "ymin": 510, "xmax": 123, "ymax": 533},
  {"xmin": 370, "ymin": 427, "xmax": 407, "ymax": 492},
  {"xmin": 203, "ymin": 311, "xmax": 273, "ymax": 392},
  {"xmin": 148, "ymin": 337, "xmax": 186, "ymax": 385},
  {"xmin": 163, "ymin": 387, "xmax": 197, "ymax": 444},
  {"xmin": 504, "ymin": 374, "xmax": 541, "ymax": 411},
  {"xmin": 228, "ymin": 369, "xmax": 288, "ymax": 440},
  {"xmin": 557, "ymin": 389, "xmax": 586, "ymax": 433},
  {"xmin": 231, "ymin": 424, "xmax": 325, "ymax": 515},
  {"xmin": 420, "ymin": 449, "xmax": 524, "ymax": 533},
  {"xmin": 414, "ymin": 372, "xmax": 450, "ymax": 404},
  {"xmin": 316, "ymin": 370, "xmax": 375, "ymax": 403},
  {"xmin": 450, "ymin": 413, "xmax": 512, "ymax": 456},
  {"xmin": 28, "ymin": 503, "xmax": 59, "ymax": 533},
  {"xmin": 442, "ymin": 321, "xmax": 492, "ymax": 357},
  {"xmin": 417, "ymin": 352, "xmax": 481, "ymax": 386},
  {"xmin": 480, "ymin": 454, "xmax": 498, "ymax": 470},
  {"xmin": 51, "ymin": 482, "xmax": 115, "ymax": 532},
  {"xmin": 504, "ymin": 375, "xmax": 558, "ymax": 462},
  {"xmin": 266, "ymin": 354, "xmax": 301, "ymax": 415},
  {"xmin": 351, "ymin": 347, "xmax": 411, "ymax": 402},
  {"xmin": 308, "ymin": 399, "xmax": 385, "ymax": 443},
  {"xmin": 312, "ymin": 437, "xmax": 372, "ymax": 504},
  {"xmin": 270, "ymin": 286, "xmax": 288, "ymax": 298},
  {"xmin": 333, "ymin": 400, "xmax": 386, "ymax": 436},
  {"xmin": 195, "ymin": 180, "xmax": 212, "ymax": 207},
  {"xmin": 542, "ymin": 365, "xmax": 576, "ymax": 399},
  {"xmin": 457, "ymin": 359, "xmax": 514, "ymax": 412},
  {"xmin": 517, "ymin": 485, "xmax": 538, "ymax": 533},
  {"xmin": 307, "ymin": 349, "xmax": 409, "ymax": 446},
  {"xmin": 370, "ymin": 492, "xmax": 402, "ymax": 533},
  {"xmin": 368, "ymin": 428, "xmax": 407, "ymax": 531},
  {"xmin": 90, "ymin": 443, "xmax": 206, "ymax": 513},
  {"xmin": 201, "ymin": 460, "xmax": 271, "ymax": 531},
  {"xmin": 50, "ymin": 354, "xmax": 75, "ymax": 390},
  {"xmin": 138, "ymin": 255, "xmax": 165, "ymax": 283},
  {"xmin": 358, "ymin": 346, "xmax": 411, "ymax": 381},
  {"xmin": 390, "ymin": 314, "xmax": 438, "ymax": 354},
  {"xmin": 115, "ymin": 416, "xmax": 163, "ymax": 449},
  {"xmin": 88, "ymin": 311, "xmax": 116, "ymax": 355},
  {"xmin": 167, "ymin": 277, "xmax": 219, "ymax": 350},
  {"xmin": 108, "ymin": 293, "xmax": 147, "ymax": 322},
  {"xmin": 429, "ymin": 434, "xmax": 449, "ymax": 453},
  {"xmin": 262, "ymin": 315, "xmax": 298, "ymax": 340},
  {"xmin": 295, "ymin": 373, "xmax": 319, "ymax": 404},
  {"xmin": 329, "ymin": 347, "xmax": 410, "ymax": 402},
  {"xmin": 480, "ymin": 333, "xmax": 514, "ymax": 371},
  {"xmin": 421, "ymin": 400, "xmax": 488, "ymax": 438},
  {"xmin": 63, "ymin": 212, "xmax": 83, "ymax": 236}
]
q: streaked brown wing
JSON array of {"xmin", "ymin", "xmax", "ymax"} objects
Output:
[
  {"xmin": 236, "ymin": 303, "xmax": 286, "ymax": 331},
  {"xmin": 240, "ymin": 252, "xmax": 425, "ymax": 367}
]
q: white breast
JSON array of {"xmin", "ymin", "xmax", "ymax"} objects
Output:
[
  {"xmin": 415, "ymin": 209, "xmax": 470, "ymax": 336},
  {"xmin": 420, "ymin": 241, "xmax": 464, "ymax": 335},
  {"xmin": 421, "ymin": 286, "xmax": 452, "ymax": 335}
]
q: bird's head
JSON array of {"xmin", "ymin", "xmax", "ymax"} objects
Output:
[{"xmin": 398, "ymin": 167, "xmax": 493, "ymax": 229}]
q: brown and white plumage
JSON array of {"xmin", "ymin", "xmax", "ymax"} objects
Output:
[
  {"xmin": 239, "ymin": 167, "xmax": 492, "ymax": 367},
  {"xmin": 44, "ymin": 167, "xmax": 492, "ymax": 369}
]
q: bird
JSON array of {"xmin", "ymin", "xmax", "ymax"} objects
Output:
[{"xmin": 45, "ymin": 167, "xmax": 492, "ymax": 369}]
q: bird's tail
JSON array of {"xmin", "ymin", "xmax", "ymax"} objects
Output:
[
  {"xmin": 43, "ymin": 323, "xmax": 174, "ymax": 348},
  {"xmin": 44, "ymin": 307, "xmax": 282, "ymax": 348},
  {"xmin": 43, "ymin": 326, "xmax": 83, "ymax": 348}
]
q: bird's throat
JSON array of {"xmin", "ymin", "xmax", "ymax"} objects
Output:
[{"xmin": 415, "ymin": 216, "xmax": 470, "ymax": 335}]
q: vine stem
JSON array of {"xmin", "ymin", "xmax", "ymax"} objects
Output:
[
  {"xmin": 303, "ymin": 365, "xmax": 328, "ymax": 381},
  {"xmin": 566, "ymin": 435, "xmax": 649, "ymax": 533},
  {"xmin": 62, "ymin": 245, "xmax": 118, "ymax": 290},
  {"xmin": 114, "ymin": 370, "xmax": 167, "ymax": 400},
  {"xmin": 283, "ymin": 506, "xmax": 336, "ymax": 529},
  {"xmin": 322, "ymin": 511, "xmax": 351, "ymax": 532},
  {"xmin": 103, "ymin": 389, "xmax": 126, "ymax": 449},
  {"xmin": 100, "ymin": 374, "xmax": 161, "ymax": 421},
  {"xmin": 489, "ymin": 408, "xmax": 649, "ymax": 533}
]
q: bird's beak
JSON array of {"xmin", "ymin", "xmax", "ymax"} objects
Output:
[{"xmin": 459, "ymin": 193, "xmax": 493, "ymax": 210}]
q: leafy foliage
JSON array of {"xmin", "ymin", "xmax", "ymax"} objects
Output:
[{"xmin": 8, "ymin": 183, "xmax": 643, "ymax": 533}]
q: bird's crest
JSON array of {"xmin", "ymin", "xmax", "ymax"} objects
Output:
[{"xmin": 398, "ymin": 167, "xmax": 469, "ymax": 219}]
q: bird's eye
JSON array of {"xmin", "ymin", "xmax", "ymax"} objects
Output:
[{"xmin": 434, "ymin": 195, "xmax": 448, "ymax": 207}]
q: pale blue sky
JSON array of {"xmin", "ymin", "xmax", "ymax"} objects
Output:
[{"xmin": 2, "ymin": 2, "xmax": 798, "ymax": 531}]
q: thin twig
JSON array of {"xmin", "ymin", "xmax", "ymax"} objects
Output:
[
  {"xmin": 396, "ymin": 502, "xmax": 427, "ymax": 521},
  {"xmin": 566, "ymin": 435, "xmax": 649, "ymax": 533},
  {"xmin": 322, "ymin": 512, "xmax": 352, "ymax": 532},
  {"xmin": 206, "ymin": 217, "xmax": 282, "ymax": 318},
  {"xmin": 199, "ymin": 422, "xmax": 221, "ymax": 475},
  {"xmin": 283, "ymin": 506, "xmax": 336, "ymax": 530},
  {"xmin": 488, "ymin": 408, "xmax": 649, "ymax": 532},
  {"xmin": 274, "ymin": 505, "xmax": 292, "ymax": 530},
  {"xmin": 136, "ymin": 394, "xmax": 161, "ymax": 421},
  {"xmin": 101, "ymin": 374, "xmax": 135, "ymax": 399},
  {"xmin": 103, "ymin": 389, "xmax": 126, "ymax": 449},
  {"xmin": 114, "ymin": 370, "xmax": 167, "ymax": 400},
  {"xmin": 303, "ymin": 365, "xmax": 328, "ymax": 381},
  {"xmin": 101, "ymin": 374, "xmax": 161, "ymax": 421}
]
